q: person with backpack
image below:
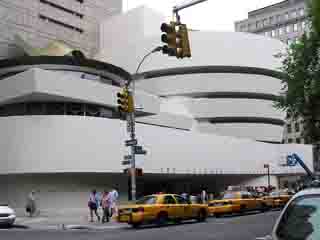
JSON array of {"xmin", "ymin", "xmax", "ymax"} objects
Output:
[{"xmin": 88, "ymin": 189, "xmax": 100, "ymax": 222}]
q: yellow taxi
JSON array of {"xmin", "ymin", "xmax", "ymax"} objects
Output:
[
  {"xmin": 208, "ymin": 191, "xmax": 267, "ymax": 217},
  {"xmin": 261, "ymin": 191, "xmax": 292, "ymax": 208},
  {"xmin": 117, "ymin": 194, "xmax": 208, "ymax": 227}
]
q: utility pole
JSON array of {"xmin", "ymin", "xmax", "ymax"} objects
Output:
[
  {"xmin": 121, "ymin": 0, "xmax": 209, "ymax": 201},
  {"xmin": 173, "ymin": 0, "xmax": 208, "ymax": 24},
  {"xmin": 264, "ymin": 164, "xmax": 271, "ymax": 191}
]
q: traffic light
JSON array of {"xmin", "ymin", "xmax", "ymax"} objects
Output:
[
  {"xmin": 161, "ymin": 22, "xmax": 177, "ymax": 56},
  {"xmin": 117, "ymin": 88, "xmax": 134, "ymax": 113},
  {"xmin": 177, "ymin": 24, "xmax": 191, "ymax": 58}
]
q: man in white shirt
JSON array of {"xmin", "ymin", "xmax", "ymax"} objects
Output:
[{"xmin": 110, "ymin": 187, "xmax": 119, "ymax": 216}]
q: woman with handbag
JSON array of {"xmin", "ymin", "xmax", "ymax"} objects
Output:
[{"xmin": 88, "ymin": 189, "xmax": 100, "ymax": 222}]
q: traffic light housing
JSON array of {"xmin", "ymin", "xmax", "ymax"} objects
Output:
[
  {"xmin": 117, "ymin": 88, "xmax": 134, "ymax": 113},
  {"xmin": 177, "ymin": 24, "xmax": 191, "ymax": 58},
  {"xmin": 161, "ymin": 22, "xmax": 177, "ymax": 56},
  {"xmin": 160, "ymin": 22, "xmax": 191, "ymax": 59}
]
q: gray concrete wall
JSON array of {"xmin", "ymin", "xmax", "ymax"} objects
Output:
[
  {"xmin": 2, "ymin": 173, "xmax": 128, "ymax": 211},
  {"xmin": 1, "ymin": 173, "xmax": 281, "ymax": 212},
  {"xmin": 0, "ymin": 0, "xmax": 122, "ymax": 58}
]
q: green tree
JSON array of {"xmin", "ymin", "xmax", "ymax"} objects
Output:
[{"xmin": 275, "ymin": 0, "xmax": 320, "ymax": 171}]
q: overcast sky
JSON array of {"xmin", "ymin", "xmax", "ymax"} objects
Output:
[{"xmin": 123, "ymin": 0, "xmax": 283, "ymax": 31}]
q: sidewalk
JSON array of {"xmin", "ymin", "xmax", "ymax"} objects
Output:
[{"xmin": 14, "ymin": 208, "xmax": 127, "ymax": 230}]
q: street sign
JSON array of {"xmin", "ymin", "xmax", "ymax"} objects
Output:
[
  {"xmin": 122, "ymin": 160, "xmax": 131, "ymax": 165},
  {"xmin": 124, "ymin": 155, "xmax": 132, "ymax": 160},
  {"xmin": 134, "ymin": 146, "xmax": 147, "ymax": 155},
  {"xmin": 126, "ymin": 114, "xmax": 135, "ymax": 133},
  {"xmin": 125, "ymin": 139, "xmax": 137, "ymax": 146}
]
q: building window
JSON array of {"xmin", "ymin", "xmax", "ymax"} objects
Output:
[
  {"xmin": 256, "ymin": 21, "xmax": 260, "ymax": 28},
  {"xmin": 39, "ymin": 14, "xmax": 84, "ymax": 33},
  {"xmin": 269, "ymin": 16, "xmax": 274, "ymax": 24},
  {"xmin": 286, "ymin": 25, "xmax": 291, "ymax": 33},
  {"xmin": 277, "ymin": 14, "xmax": 281, "ymax": 22},
  {"xmin": 293, "ymin": 23, "xmax": 298, "ymax": 32},
  {"xmin": 40, "ymin": 0, "xmax": 84, "ymax": 19},
  {"xmin": 285, "ymin": 12, "xmax": 289, "ymax": 20},
  {"xmin": 263, "ymin": 19, "xmax": 268, "ymax": 26},
  {"xmin": 26, "ymin": 103, "xmax": 46, "ymax": 115},
  {"xmin": 287, "ymin": 124, "xmax": 292, "ymax": 133},
  {"xmin": 291, "ymin": 10, "xmax": 297, "ymax": 18},
  {"xmin": 288, "ymin": 138, "xmax": 293, "ymax": 143},
  {"xmin": 299, "ymin": 8, "xmax": 305, "ymax": 16},
  {"xmin": 248, "ymin": 23, "xmax": 252, "ymax": 30},
  {"xmin": 279, "ymin": 27, "xmax": 283, "ymax": 35},
  {"xmin": 296, "ymin": 138, "xmax": 301, "ymax": 144},
  {"xmin": 295, "ymin": 122, "xmax": 300, "ymax": 132},
  {"xmin": 302, "ymin": 21, "xmax": 306, "ymax": 30}
]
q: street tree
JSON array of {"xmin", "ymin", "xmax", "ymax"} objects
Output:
[{"xmin": 275, "ymin": 0, "xmax": 320, "ymax": 170}]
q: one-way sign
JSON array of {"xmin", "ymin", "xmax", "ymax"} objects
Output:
[
  {"xmin": 124, "ymin": 155, "xmax": 132, "ymax": 160},
  {"xmin": 122, "ymin": 160, "xmax": 131, "ymax": 165},
  {"xmin": 134, "ymin": 146, "xmax": 147, "ymax": 155},
  {"xmin": 125, "ymin": 139, "xmax": 137, "ymax": 147}
]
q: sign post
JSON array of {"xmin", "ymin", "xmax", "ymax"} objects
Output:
[{"xmin": 264, "ymin": 164, "xmax": 270, "ymax": 191}]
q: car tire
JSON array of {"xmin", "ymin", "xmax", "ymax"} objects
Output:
[
  {"xmin": 239, "ymin": 205, "xmax": 246, "ymax": 214},
  {"xmin": 157, "ymin": 212, "xmax": 168, "ymax": 226},
  {"xmin": 260, "ymin": 203, "xmax": 269, "ymax": 212},
  {"xmin": 131, "ymin": 222, "xmax": 142, "ymax": 228},
  {"xmin": 174, "ymin": 218, "xmax": 182, "ymax": 224},
  {"xmin": 197, "ymin": 209, "xmax": 207, "ymax": 222}
]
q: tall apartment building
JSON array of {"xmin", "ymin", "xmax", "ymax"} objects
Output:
[
  {"xmin": 0, "ymin": 0, "xmax": 122, "ymax": 59},
  {"xmin": 235, "ymin": 0, "xmax": 308, "ymax": 144}
]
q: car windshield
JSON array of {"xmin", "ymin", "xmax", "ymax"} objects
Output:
[
  {"xmin": 223, "ymin": 192, "xmax": 238, "ymax": 199},
  {"xmin": 270, "ymin": 192, "xmax": 280, "ymax": 197},
  {"xmin": 136, "ymin": 196, "xmax": 157, "ymax": 205},
  {"xmin": 276, "ymin": 194, "xmax": 320, "ymax": 240}
]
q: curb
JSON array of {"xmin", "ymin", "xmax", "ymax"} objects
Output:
[{"xmin": 62, "ymin": 224, "xmax": 123, "ymax": 230}]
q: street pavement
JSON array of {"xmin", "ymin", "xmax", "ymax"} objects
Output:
[{"xmin": 0, "ymin": 211, "xmax": 280, "ymax": 240}]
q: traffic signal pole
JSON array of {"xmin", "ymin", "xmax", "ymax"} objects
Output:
[
  {"xmin": 173, "ymin": 0, "xmax": 208, "ymax": 24},
  {"xmin": 124, "ymin": 47, "xmax": 162, "ymax": 201},
  {"xmin": 128, "ymin": 107, "xmax": 137, "ymax": 201}
]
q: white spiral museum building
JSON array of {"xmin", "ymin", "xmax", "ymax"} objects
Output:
[{"xmin": 0, "ymin": 6, "xmax": 313, "ymax": 211}]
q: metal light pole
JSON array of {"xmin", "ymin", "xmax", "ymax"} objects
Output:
[
  {"xmin": 264, "ymin": 164, "xmax": 271, "ymax": 191},
  {"xmin": 173, "ymin": 0, "xmax": 208, "ymax": 24},
  {"xmin": 126, "ymin": 47, "xmax": 162, "ymax": 201}
]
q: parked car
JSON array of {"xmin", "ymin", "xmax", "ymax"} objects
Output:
[
  {"xmin": 117, "ymin": 194, "xmax": 208, "ymax": 227},
  {"xmin": 0, "ymin": 204, "xmax": 16, "ymax": 227},
  {"xmin": 261, "ymin": 190, "xmax": 293, "ymax": 209},
  {"xmin": 260, "ymin": 188, "xmax": 320, "ymax": 240},
  {"xmin": 208, "ymin": 191, "xmax": 268, "ymax": 217}
]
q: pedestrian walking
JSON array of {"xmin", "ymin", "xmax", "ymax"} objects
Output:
[
  {"xmin": 88, "ymin": 189, "xmax": 100, "ymax": 222},
  {"xmin": 101, "ymin": 190, "xmax": 111, "ymax": 223},
  {"xmin": 25, "ymin": 190, "xmax": 37, "ymax": 217},
  {"xmin": 200, "ymin": 189, "xmax": 207, "ymax": 204},
  {"xmin": 109, "ymin": 187, "xmax": 119, "ymax": 217}
]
